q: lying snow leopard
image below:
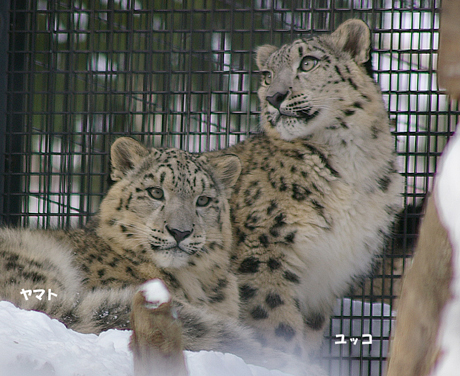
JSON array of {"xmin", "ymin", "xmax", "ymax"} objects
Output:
[
  {"xmin": 0, "ymin": 137, "xmax": 321, "ymax": 376},
  {"xmin": 207, "ymin": 19, "xmax": 403, "ymax": 360}
]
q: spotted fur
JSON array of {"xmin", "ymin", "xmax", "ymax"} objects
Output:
[
  {"xmin": 208, "ymin": 19, "xmax": 403, "ymax": 360},
  {"xmin": 0, "ymin": 138, "xmax": 326, "ymax": 376},
  {"xmin": 0, "ymin": 137, "xmax": 243, "ymax": 326}
]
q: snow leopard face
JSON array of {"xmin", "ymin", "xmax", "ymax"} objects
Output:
[
  {"xmin": 256, "ymin": 19, "xmax": 380, "ymax": 141},
  {"xmin": 99, "ymin": 138, "xmax": 241, "ymax": 268}
]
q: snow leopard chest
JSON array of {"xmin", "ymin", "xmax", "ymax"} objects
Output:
[{"xmin": 228, "ymin": 134, "xmax": 401, "ymax": 313}]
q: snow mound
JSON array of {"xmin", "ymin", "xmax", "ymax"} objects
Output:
[
  {"xmin": 0, "ymin": 300, "xmax": 292, "ymax": 376},
  {"xmin": 0, "ymin": 297, "xmax": 393, "ymax": 376}
]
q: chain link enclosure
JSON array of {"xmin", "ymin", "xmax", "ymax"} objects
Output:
[{"xmin": 1, "ymin": 1, "xmax": 458, "ymax": 375}]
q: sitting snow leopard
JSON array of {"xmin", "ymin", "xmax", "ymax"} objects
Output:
[
  {"xmin": 0, "ymin": 137, "xmax": 322, "ymax": 376},
  {"xmin": 207, "ymin": 19, "xmax": 403, "ymax": 360}
]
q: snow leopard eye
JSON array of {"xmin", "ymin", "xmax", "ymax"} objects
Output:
[
  {"xmin": 299, "ymin": 56, "xmax": 319, "ymax": 72},
  {"xmin": 261, "ymin": 71, "xmax": 272, "ymax": 85},
  {"xmin": 147, "ymin": 187, "xmax": 164, "ymax": 200},
  {"xmin": 196, "ymin": 196, "xmax": 211, "ymax": 207}
]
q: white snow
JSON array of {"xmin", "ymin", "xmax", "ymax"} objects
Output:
[
  {"xmin": 139, "ymin": 279, "xmax": 171, "ymax": 309},
  {"xmin": 0, "ymin": 298, "xmax": 393, "ymax": 376},
  {"xmin": 0, "ymin": 300, "xmax": 291, "ymax": 376},
  {"xmin": 432, "ymin": 127, "xmax": 460, "ymax": 376},
  {"xmin": 0, "ymin": 300, "xmax": 132, "ymax": 376}
]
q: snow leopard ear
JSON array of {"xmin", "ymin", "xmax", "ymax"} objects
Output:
[
  {"xmin": 256, "ymin": 44, "xmax": 278, "ymax": 69},
  {"xmin": 331, "ymin": 19, "xmax": 371, "ymax": 64},
  {"xmin": 206, "ymin": 154, "xmax": 241, "ymax": 189},
  {"xmin": 110, "ymin": 137, "xmax": 149, "ymax": 181}
]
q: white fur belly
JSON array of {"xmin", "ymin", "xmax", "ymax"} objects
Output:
[{"xmin": 288, "ymin": 204, "xmax": 390, "ymax": 315}]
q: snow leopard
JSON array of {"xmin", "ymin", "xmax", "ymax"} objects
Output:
[
  {"xmin": 207, "ymin": 19, "xmax": 403, "ymax": 360},
  {"xmin": 0, "ymin": 137, "xmax": 321, "ymax": 376}
]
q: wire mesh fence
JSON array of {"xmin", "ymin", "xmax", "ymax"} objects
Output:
[{"xmin": 1, "ymin": 1, "xmax": 457, "ymax": 375}]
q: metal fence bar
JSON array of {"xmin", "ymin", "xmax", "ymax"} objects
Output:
[
  {"xmin": 0, "ymin": 0, "xmax": 9, "ymax": 224},
  {"xmin": 3, "ymin": 0, "xmax": 28, "ymax": 226}
]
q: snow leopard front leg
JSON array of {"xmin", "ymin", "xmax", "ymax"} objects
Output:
[
  {"xmin": 235, "ymin": 251, "xmax": 326, "ymax": 360},
  {"xmin": 130, "ymin": 279, "xmax": 188, "ymax": 376}
]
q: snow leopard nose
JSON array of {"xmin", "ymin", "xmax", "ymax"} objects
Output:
[
  {"xmin": 266, "ymin": 91, "xmax": 288, "ymax": 110},
  {"xmin": 166, "ymin": 226, "xmax": 192, "ymax": 243}
]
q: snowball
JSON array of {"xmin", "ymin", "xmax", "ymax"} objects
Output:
[{"xmin": 139, "ymin": 279, "xmax": 171, "ymax": 309}]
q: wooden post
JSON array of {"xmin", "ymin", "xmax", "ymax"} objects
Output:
[{"xmin": 438, "ymin": 0, "xmax": 460, "ymax": 100}]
